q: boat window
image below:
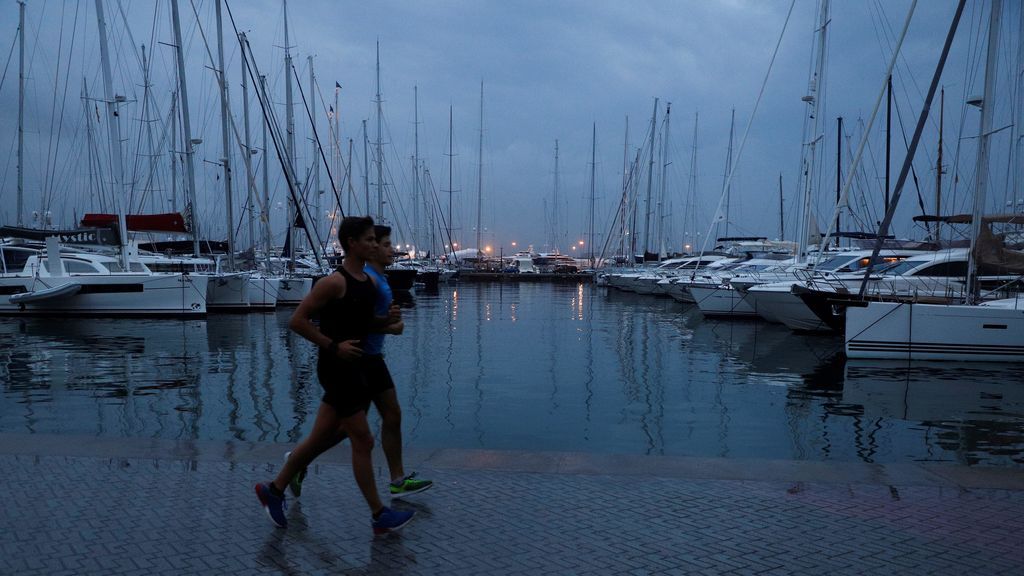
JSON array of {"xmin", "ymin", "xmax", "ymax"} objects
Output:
[
  {"xmin": 65, "ymin": 259, "xmax": 99, "ymax": 274},
  {"xmin": 878, "ymin": 259, "xmax": 923, "ymax": 276},
  {"xmin": 816, "ymin": 255, "xmax": 857, "ymax": 271},
  {"xmin": 103, "ymin": 260, "xmax": 125, "ymax": 272},
  {"xmin": 129, "ymin": 262, "xmax": 147, "ymax": 272},
  {"xmin": 1, "ymin": 247, "xmax": 33, "ymax": 273},
  {"xmin": 911, "ymin": 261, "xmax": 967, "ymax": 277}
]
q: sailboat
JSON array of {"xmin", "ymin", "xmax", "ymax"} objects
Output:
[
  {"xmin": 845, "ymin": 0, "xmax": 1024, "ymax": 362},
  {"xmin": 1, "ymin": 1, "xmax": 209, "ymax": 317}
]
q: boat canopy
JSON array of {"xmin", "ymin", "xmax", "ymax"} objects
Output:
[
  {"xmin": 81, "ymin": 212, "xmax": 189, "ymax": 233},
  {"xmin": 0, "ymin": 225, "xmax": 119, "ymax": 246}
]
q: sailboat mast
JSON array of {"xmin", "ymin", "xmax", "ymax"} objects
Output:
[
  {"xmin": 687, "ymin": 113, "xmax": 699, "ymax": 252},
  {"xmin": 553, "ymin": 140, "xmax": 560, "ymax": 251},
  {"xmin": 169, "ymin": 92, "xmax": 177, "ymax": 212},
  {"xmin": 171, "ymin": 0, "xmax": 201, "ymax": 256},
  {"xmin": 778, "ymin": 173, "xmax": 784, "ymax": 241},
  {"xmin": 1016, "ymin": 4, "xmax": 1024, "ymax": 215},
  {"xmin": 835, "ymin": 115, "xmax": 842, "ymax": 246},
  {"xmin": 413, "ymin": 86, "xmax": 419, "ymax": 255},
  {"xmin": 447, "ymin": 106, "xmax": 454, "ymax": 251},
  {"xmin": 283, "ymin": 0, "xmax": 297, "ymax": 261},
  {"xmin": 375, "ymin": 41, "xmax": 384, "ymax": 221},
  {"xmin": 215, "ymin": 0, "xmax": 236, "ymax": 269},
  {"xmin": 885, "ymin": 76, "xmax": 892, "ymax": 211},
  {"xmin": 346, "ymin": 138, "xmax": 353, "ymax": 218},
  {"xmin": 589, "ymin": 123, "xmax": 597, "ymax": 267},
  {"xmin": 935, "ymin": 87, "xmax": 944, "ymax": 242},
  {"xmin": 476, "ymin": 81, "xmax": 483, "ymax": 256},
  {"xmin": 94, "ymin": 0, "xmax": 127, "ymax": 264},
  {"xmin": 260, "ymin": 75, "xmax": 273, "ymax": 260},
  {"xmin": 643, "ymin": 98, "xmax": 658, "ymax": 257},
  {"xmin": 966, "ymin": 0, "xmax": 1002, "ymax": 305},
  {"xmin": 362, "ymin": 119, "xmax": 369, "ymax": 214},
  {"xmin": 141, "ymin": 44, "xmax": 158, "ymax": 213},
  {"xmin": 334, "ymin": 82, "xmax": 341, "ymax": 221},
  {"xmin": 619, "ymin": 117, "xmax": 629, "ymax": 258},
  {"xmin": 799, "ymin": 0, "xmax": 830, "ymax": 262},
  {"xmin": 658, "ymin": 103, "xmax": 671, "ymax": 259},
  {"xmin": 309, "ymin": 56, "xmax": 320, "ymax": 244},
  {"xmin": 240, "ymin": 33, "xmax": 255, "ymax": 252},
  {"xmin": 16, "ymin": 0, "xmax": 24, "ymax": 226},
  {"xmin": 722, "ymin": 108, "xmax": 735, "ymax": 238}
]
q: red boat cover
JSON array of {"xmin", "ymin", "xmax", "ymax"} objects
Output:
[{"xmin": 81, "ymin": 213, "xmax": 188, "ymax": 233}]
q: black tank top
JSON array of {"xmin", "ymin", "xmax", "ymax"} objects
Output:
[{"xmin": 318, "ymin": 265, "xmax": 376, "ymax": 359}]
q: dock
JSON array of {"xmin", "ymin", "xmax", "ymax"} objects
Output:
[{"xmin": 457, "ymin": 271, "xmax": 594, "ymax": 282}]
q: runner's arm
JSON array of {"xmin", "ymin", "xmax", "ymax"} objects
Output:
[{"xmin": 289, "ymin": 273, "xmax": 345, "ymax": 351}]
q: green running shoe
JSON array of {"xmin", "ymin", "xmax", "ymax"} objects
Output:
[
  {"xmin": 284, "ymin": 451, "xmax": 307, "ymax": 498},
  {"xmin": 389, "ymin": 472, "xmax": 433, "ymax": 499}
]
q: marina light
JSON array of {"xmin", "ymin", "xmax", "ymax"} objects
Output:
[{"xmin": 485, "ymin": 246, "xmax": 492, "ymax": 253}]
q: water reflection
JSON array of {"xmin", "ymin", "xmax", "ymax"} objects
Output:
[{"xmin": 0, "ymin": 284, "xmax": 1022, "ymax": 467}]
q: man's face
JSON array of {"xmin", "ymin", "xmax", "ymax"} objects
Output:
[
  {"xmin": 377, "ymin": 235, "xmax": 394, "ymax": 266},
  {"xmin": 350, "ymin": 229, "xmax": 377, "ymax": 259}
]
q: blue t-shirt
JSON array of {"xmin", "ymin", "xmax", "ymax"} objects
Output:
[{"xmin": 363, "ymin": 266, "xmax": 392, "ymax": 355}]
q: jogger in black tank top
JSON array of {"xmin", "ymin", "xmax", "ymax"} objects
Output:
[{"xmin": 254, "ymin": 216, "xmax": 415, "ymax": 535}]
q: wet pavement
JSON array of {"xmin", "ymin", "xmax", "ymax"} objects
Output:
[{"xmin": 1, "ymin": 433, "xmax": 1022, "ymax": 575}]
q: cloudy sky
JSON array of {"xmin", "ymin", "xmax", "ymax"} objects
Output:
[{"xmin": 0, "ymin": 1, "xmax": 1016, "ymax": 256}]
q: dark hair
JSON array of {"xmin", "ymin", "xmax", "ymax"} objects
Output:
[
  {"xmin": 374, "ymin": 225, "xmax": 392, "ymax": 240},
  {"xmin": 338, "ymin": 216, "xmax": 374, "ymax": 252}
]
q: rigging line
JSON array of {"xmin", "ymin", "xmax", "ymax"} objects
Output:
[
  {"xmin": 46, "ymin": 0, "xmax": 82, "ymax": 217},
  {"xmin": 41, "ymin": 0, "xmax": 69, "ymax": 213},
  {"xmin": 0, "ymin": 20, "xmax": 17, "ymax": 94},
  {"xmin": 857, "ymin": 0, "xmax": 966, "ymax": 298},
  {"xmin": 693, "ymin": 0, "xmax": 797, "ymax": 269},
  {"xmin": 312, "ymin": 77, "xmax": 350, "ymax": 191},
  {"xmin": 190, "ymin": 1, "xmax": 272, "ymax": 229},
  {"xmin": 815, "ymin": 0, "xmax": 919, "ymax": 267},
  {"xmin": 889, "ymin": 86, "xmax": 931, "ymax": 229},
  {"xmin": 290, "ymin": 64, "xmax": 345, "ymax": 226},
  {"xmin": 225, "ymin": 2, "xmax": 323, "ymax": 267}
]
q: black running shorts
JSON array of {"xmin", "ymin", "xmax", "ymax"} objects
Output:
[
  {"xmin": 316, "ymin": 356, "xmax": 373, "ymax": 418},
  {"xmin": 363, "ymin": 354, "xmax": 396, "ymax": 398}
]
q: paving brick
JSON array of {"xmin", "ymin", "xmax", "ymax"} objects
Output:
[{"xmin": 2, "ymin": 444, "xmax": 1023, "ymax": 575}]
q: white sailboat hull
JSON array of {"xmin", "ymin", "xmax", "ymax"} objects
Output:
[
  {"xmin": 846, "ymin": 298, "xmax": 1024, "ymax": 362},
  {"xmin": 0, "ymin": 273, "xmax": 208, "ymax": 316},
  {"xmin": 247, "ymin": 277, "xmax": 280, "ymax": 310},
  {"xmin": 276, "ymin": 276, "xmax": 312, "ymax": 304},
  {"xmin": 204, "ymin": 273, "xmax": 251, "ymax": 311}
]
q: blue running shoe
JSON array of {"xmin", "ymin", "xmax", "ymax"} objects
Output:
[
  {"xmin": 284, "ymin": 451, "xmax": 307, "ymax": 498},
  {"xmin": 372, "ymin": 506, "xmax": 414, "ymax": 535},
  {"xmin": 255, "ymin": 482, "xmax": 287, "ymax": 528}
]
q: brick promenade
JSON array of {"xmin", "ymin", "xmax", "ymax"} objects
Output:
[{"xmin": 1, "ymin": 433, "xmax": 1022, "ymax": 575}]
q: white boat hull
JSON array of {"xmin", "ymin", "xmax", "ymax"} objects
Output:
[
  {"xmin": 690, "ymin": 284, "xmax": 758, "ymax": 317},
  {"xmin": 0, "ymin": 273, "xmax": 208, "ymax": 316},
  {"xmin": 846, "ymin": 298, "xmax": 1024, "ymax": 362},
  {"xmin": 747, "ymin": 286, "xmax": 830, "ymax": 331},
  {"xmin": 204, "ymin": 273, "xmax": 250, "ymax": 311},
  {"xmin": 276, "ymin": 276, "xmax": 312, "ymax": 304},
  {"xmin": 247, "ymin": 277, "xmax": 280, "ymax": 310}
]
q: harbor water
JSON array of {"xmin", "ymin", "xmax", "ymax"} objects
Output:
[{"xmin": 1, "ymin": 282, "xmax": 1022, "ymax": 467}]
